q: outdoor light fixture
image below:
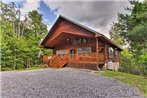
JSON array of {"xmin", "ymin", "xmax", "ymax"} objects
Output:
[{"xmin": 67, "ymin": 38, "xmax": 69, "ymax": 41}]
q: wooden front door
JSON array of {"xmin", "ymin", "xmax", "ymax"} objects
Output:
[{"xmin": 70, "ymin": 49, "xmax": 76, "ymax": 60}]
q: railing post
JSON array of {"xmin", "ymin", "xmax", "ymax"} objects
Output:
[
  {"xmin": 104, "ymin": 43, "xmax": 108, "ymax": 70},
  {"xmin": 96, "ymin": 38, "xmax": 99, "ymax": 70}
]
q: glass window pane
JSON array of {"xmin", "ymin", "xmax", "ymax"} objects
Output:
[
  {"xmin": 83, "ymin": 38, "xmax": 86, "ymax": 44},
  {"xmin": 78, "ymin": 47, "xmax": 91, "ymax": 53},
  {"xmin": 78, "ymin": 38, "xmax": 82, "ymax": 44},
  {"xmin": 115, "ymin": 49, "xmax": 119, "ymax": 56},
  {"xmin": 56, "ymin": 50, "xmax": 68, "ymax": 55},
  {"xmin": 109, "ymin": 47, "xmax": 113, "ymax": 58},
  {"xmin": 72, "ymin": 39, "xmax": 77, "ymax": 45}
]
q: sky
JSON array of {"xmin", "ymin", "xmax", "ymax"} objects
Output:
[{"xmin": 2, "ymin": 0, "xmax": 137, "ymax": 38}]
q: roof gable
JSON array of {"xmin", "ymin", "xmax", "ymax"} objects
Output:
[
  {"xmin": 41, "ymin": 15, "xmax": 98, "ymax": 47},
  {"xmin": 41, "ymin": 15, "xmax": 122, "ymax": 50}
]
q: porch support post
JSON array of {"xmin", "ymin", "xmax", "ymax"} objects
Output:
[
  {"xmin": 96, "ymin": 38, "xmax": 99, "ymax": 70},
  {"xmin": 53, "ymin": 49, "xmax": 56, "ymax": 55},
  {"xmin": 104, "ymin": 43, "xmax": 108, "ymax": 70},
  {"xmin": 113, "ymin": 47, "xmax": 115, "ymax": 62},
  {"xmin": 75, "ymin": 48, "xmax": 78, "ymax": 68}
]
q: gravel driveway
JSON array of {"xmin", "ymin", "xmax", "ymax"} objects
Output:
[{"xmin": 1, "ymin": 68, "xmax": 142, "ymax": 98}]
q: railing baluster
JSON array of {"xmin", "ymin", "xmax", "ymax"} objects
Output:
[{"xmin": 49, "ymin": 52, "xmax": 105, "ymax": 68}]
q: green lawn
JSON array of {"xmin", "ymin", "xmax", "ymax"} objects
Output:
[
  {"xmin": 16, "ymin": 64, "xmax": 48, "ymax": 71},
  {"xmin": 19, "ymin": 66, "xmax": 43, "ymax": 71},
  {"xmin": 98, "ymin": 71, "xmax": 147, "ymax": 96},
  {"xmin": 1, "ymin": 64, "xmax": 49, "ymax": 72}
]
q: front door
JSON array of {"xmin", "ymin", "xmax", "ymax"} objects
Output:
[{"xmin": 70, "ymin": 49, "xmax": 76, "ymax": 60}]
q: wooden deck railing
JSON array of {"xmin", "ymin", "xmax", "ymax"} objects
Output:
[
  {"xmin": 43, "ymin": 52, "xmax": 105, "ymax": 68},
  {"xmin": 49, "ymin": 54, "xmax": 68, "ymax": 68},
  {"xmin": 66, "ymin": 52, "xmax": 105, "ymax": 64},
  {"xmin": 78, "ymin": 52, "xmax": 104, "ymax": 63}
]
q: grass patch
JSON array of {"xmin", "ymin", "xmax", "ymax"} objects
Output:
[
  {"xmin": 22, "ymin": 66, "xmax": 43, "ymax": 70},
  {"xmin": 16, "ymin": 65, "xmax": 48, "ymax": 71},
  {"xmin": 0, "ymin": 64, "xmax": 49, "ymax": 72},
  {"xmin": 98, "ymin": 71, "xmax": 147, "ymax": 96},
  {"xmin": 1, "ymin": 66, "xmax": 43, "ymax": 72},
  {"xmin": 1, "ymin": 64, "xmax": 48, "ymax": 71}
]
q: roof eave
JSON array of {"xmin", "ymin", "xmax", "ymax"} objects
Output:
[{"xmin": 40, "ymin": 15, "xmax": 61, "ymax": 47}]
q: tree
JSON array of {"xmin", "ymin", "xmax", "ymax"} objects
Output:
[
  {"xmin": 0, "ymin": 1, "xmax": 51, "ymax": 70},
  {"xmin": 110, "ymin": 0, "xmax": 147, "ymax": 76}
]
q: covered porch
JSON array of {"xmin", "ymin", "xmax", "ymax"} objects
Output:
[{"xmin": 43, "ymin": 52, "xmax": 104, "ymax": 69}]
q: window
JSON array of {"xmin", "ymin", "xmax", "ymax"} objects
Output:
[
  {"xmin": 72, "ymin": 39, "xmax": 77, "ymax": 45},
  {"xmin": 77, "ymin": 38, "xmax": 92, "ymax": 45},
  {"xmin": 56, "ymin": 50, "xmax": 68, "ymax": 55},
  {"xmin": 78, "ymin": 38, "xmax": 82, "ymax": 44},
  {"xmin": 87, "ymin": 39, "xmax": 91, "ymax": 44},
  {"xmin": 108, "ymin": 47, "xmax": 113, "ymax": 58},
  {"xmin": 83, "ymin": 38, "xmax": 87, "ymax": 44},
  {"xmin": 115, "ymin": 49, "xmax": 119, "ymax": 56},
  {"xmin": 78, "ymin": 47, "xmax": 92, "ymax": 54}
]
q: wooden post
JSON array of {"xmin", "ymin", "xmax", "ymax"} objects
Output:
[
  {"xmin": 118, "ymin": 51, "xmax": 121, "ymax": 68},
  {"xmin": 75, "ymin": 48, "xmax": 78, "ymax": 68},
  {"xmin": 113, "ymin": 47, "xmax": 115, "ymax": 62},
  {"xmin": 96, "ymin": 38, "xmax": 99, "ymax": 70},
  {"xmin": 104, "ymin": 43, "xmax": 107, "ymax": 70},
  {"xmin": 53, "ymin": 49, "xmax": 56, "ymax": 54},
  {"xmin": 112, "ymin": 47, "xmax": 116, "ymax": 70}
]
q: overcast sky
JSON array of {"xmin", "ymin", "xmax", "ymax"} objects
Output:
[{"xmin": 2, "ymin": 0, "xmax": 134, "ymax": 38}]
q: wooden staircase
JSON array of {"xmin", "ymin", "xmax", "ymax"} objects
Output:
[{"xmin": 49, "ymin": 54, "xmax": 68, "ymax": 68}]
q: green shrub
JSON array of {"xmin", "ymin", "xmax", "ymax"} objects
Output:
[
  {"xmin": 120, "ymin": 50, "xmax": 147, "ymax": 76},
  {"xmin": 139, "ymin": 52, "xmax": 147, "ymax": 76},
  {"xmin": 120, "ymin": 49, "xmax": 134, "ymax": 73},
  {"xmin": 1, "ymin": 67, "xmax": 13, "ymax": 71}
]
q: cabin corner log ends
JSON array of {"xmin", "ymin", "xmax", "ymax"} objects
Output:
[{"xmin": 41, "ymin": 15, "xmax": 122, "ymax": 71}]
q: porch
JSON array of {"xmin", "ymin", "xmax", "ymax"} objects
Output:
[
  {"xmin": 43, "ymin": 48, "xmax": 120, "ymax": 70},
  {"xmin": 43, "ymin": 52, "xmax": 105, "ymax": 69}
]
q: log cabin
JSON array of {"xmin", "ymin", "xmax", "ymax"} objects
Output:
[{"xmin": 40, "ymin": 15, "xmax": 122, "ymax": 71}]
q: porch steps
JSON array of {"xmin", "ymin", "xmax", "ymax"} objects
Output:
[{"xmin": 49, "ymin": 55, "xmax": 68, "ymax": 68}]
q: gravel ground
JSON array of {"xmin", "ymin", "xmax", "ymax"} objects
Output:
[{"xmin": 1, "ymin": 68, "xmax": 143, "ymax": 98}]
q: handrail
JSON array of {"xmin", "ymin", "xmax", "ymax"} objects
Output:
[
  {"xmin": 69, "ymin": 52, "xmax": 105, "ymax": 63},
  {"xmin": 49, "ymin": 55, "xmax": 59, "ymax": 67},
  {"xmin": 50, "ymin": 54, "xmax": 68, "ymax": 68},
  {"xmin": 48, "ymin": 52, "xmax": 105, "ymax": 68}
]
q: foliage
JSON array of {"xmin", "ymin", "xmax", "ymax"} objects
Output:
[
  {"xmin": 100, "ymin": 71, "xmax": 147, "ymax": 96},
  {"xmin": 16, "ymin": 65, "xmax": 47, "ymax": 71},
  {"xmin": 0, "ymin": 2, "xmax": 52, "ymax": 70},
  {"xmin": 109, "ymin": 0, "xmax": 147, "ymax": 76},
  {"xmin": 139, "ymin": 52, "xmax": 147, "ymax": 76},
  {"xmin": 120, "ymin": 49, "xmax": 134, "ymax": 73}
]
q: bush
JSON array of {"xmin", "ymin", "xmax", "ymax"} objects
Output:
[
  {"xmin": 120, "ymin": 50, "xmax": 134, "ymax": 73},
  {"xmin": 137, "ymin": 52, "xmax": 147, "ymax": 76},
  {"xmin": 129, "ymin": 69, "xmax": 141, "ymax": 75},
  {"xmin": 1, "ymin": 67, "xmax": 13, "ymax": 71},
  {"xmin": 120, "ymin": 50, "xmax": 147, "ymax": 76},
  {"xmin": 140, "ymin": 60, "xmax": 147, "ymax": 76},
  {"xmin": 118, "ymin": 68, "xmax": 124, "ymax": 72}
]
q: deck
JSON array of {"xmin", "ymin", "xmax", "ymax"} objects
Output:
[{"xmin": 43, "ymin": 52, "xmax": 105, "ymax": 68}]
